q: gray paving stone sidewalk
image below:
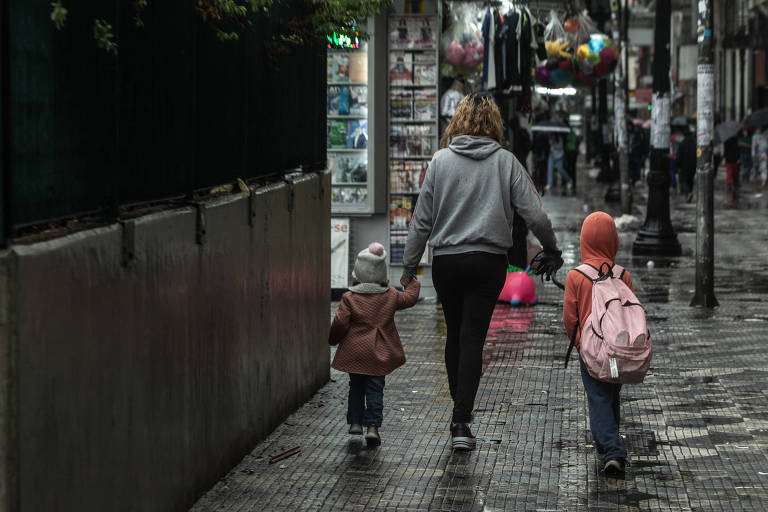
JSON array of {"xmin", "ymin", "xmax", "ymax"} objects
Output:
[{"xmin": 191, "ymin": 171, "xmax": 768, "ymax": 511}]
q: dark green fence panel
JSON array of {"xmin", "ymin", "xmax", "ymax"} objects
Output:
[{"xmin": 4, "ymin": 0, "xmax": 326, "ymax": 235}]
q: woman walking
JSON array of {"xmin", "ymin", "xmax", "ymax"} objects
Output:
[{"xmin": 401, "ymin": 93, "xmax": 562, "ymax": 450}]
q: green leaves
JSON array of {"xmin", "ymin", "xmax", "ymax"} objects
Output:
[
  {"xmin": 50, "ymin": 1, "xmax": 68, "ymax": 30},
  {"xmin": 94, "ymin": 19, "xmax": 118, "ymax": 55}
]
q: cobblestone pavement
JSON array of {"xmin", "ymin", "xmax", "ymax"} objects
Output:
[{"xmin": 191, "ymin": 170, "xmax": 768, "ymax": 511}]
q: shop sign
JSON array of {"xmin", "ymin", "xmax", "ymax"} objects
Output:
[{"xmin": 331, "ymin": 218, "xmax": 350, "ymax": 288}]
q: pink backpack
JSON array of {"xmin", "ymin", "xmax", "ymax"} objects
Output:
[{"xmin": 566, "ymin": 263, "xmax": 652, "ymax": 384}]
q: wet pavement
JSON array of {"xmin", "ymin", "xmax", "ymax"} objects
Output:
[{"xmin": 191, "ymin": 168, "xmax": 768, "ymax": 511}]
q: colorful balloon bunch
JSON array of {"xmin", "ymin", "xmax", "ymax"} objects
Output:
[{"xmin": 576, "ymin": 34, "xmax": 618, "ymax": 79}]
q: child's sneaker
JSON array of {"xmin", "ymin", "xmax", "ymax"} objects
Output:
[
  {"xmin": 604, "ymin": 458, "xmax": 626, "ymax": 478},
  {"xmin": 348, "ymin": 424, "xmax": 363, "ymax": 435},
  {"xmin": 365, "ymin": 426, "xmax": 381, "ymax": 446},
  {"xmin": 450, "ymin": 423, "xmax": 476, "ymax": 451}
]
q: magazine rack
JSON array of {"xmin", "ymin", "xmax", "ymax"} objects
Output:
[
  {"xmin": 327, "ymin": 38, "xmax": 372, "ymax": 214},
  {"xmin": 388, "ymin": 14, "xmax": 438, "ymax": 265}
]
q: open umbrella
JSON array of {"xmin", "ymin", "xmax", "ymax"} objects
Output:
[
  {"xmin": 671, "ymin": 116, "xmax": 689, "ymax": 127},
  {"xmin": 531, "ymin": 120, "xmax": 571, "ymax": 134},
  {"xmin": 714, "ymin": 120, "xmax": 742, "ymax": 144},
  {"xmin": 744, "ymin": 108, "xmax": 768, "ymax": 128}
]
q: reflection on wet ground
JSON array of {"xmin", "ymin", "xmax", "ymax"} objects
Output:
[{"xmin": 192, "ymin": 169, "xmax": 768, "ymax": 511}]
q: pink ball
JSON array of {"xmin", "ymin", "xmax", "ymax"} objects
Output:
[
  {"xmin": 599, "ymin": 47, "xmax": 614, "ymax": 65},
  {"xmin": 368, "ymin": 242, "xmax": 384, "ymax": 256},
  {"xmin": 498, "ymin": 271, "xmax": 538, "ymax": 305},
  {"xmin": 462, "ymin": 41, "xmax": 482, "ymax": 68},
  {"xmin": 445, "ymin": 41, "xmax": 464, "ymax": 66}
]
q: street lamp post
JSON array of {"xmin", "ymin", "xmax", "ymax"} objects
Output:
[
  {"xmin": 613, "ymin": 0, "xmax": 631, "ymax": 213},
  {"xmin": 632, "ymin": 0, "xmax": 681, "ymax": 256},
  {"xmin": 691, "ymin": 0, "xmax": 718, "ymax": 307}
]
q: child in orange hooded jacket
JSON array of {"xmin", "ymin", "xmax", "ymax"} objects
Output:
[{"xmin": 563, "ymin": 212, "xmax": 633, "ymax": 477}]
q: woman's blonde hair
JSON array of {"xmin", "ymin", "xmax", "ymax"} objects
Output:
[{"xmin": 440, "ymin": 93, "xmax": 504, "ymax": 148}]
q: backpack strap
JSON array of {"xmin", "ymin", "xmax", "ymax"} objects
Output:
[
  {"xmin": 574, "ymin": 264, "xmax": 599, "ymax": 282},
  {"xmin": 612, "ymin": 264, "xmax": 625, "ymax": 280},
  {"xmin": 564, "ymin": 321, "xmax": 579, "ymax": 369}
]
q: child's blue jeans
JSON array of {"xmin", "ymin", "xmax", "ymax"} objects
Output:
[
  {"xmin": 347, "ymin": 374, "xmax": 385, "ymax": 427},
  {"xmin": 580, "ymin": 356, "xmax": 627, "ymax": 461}
]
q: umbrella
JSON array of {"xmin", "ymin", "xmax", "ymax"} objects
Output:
[
  {"xmin": 714, "ymin": 121, "xmax": 742, "ymax": 144},
  {"xmin": 531, "ymin": 121, "xmax": 571, "ymax": 134},
  {"xmin": 744, "ymin": 108, "xmax": 768, "ymax": 127},
  {"xmin": 671, "ymin": 116, "xmax": 689, "ymax": 127}
]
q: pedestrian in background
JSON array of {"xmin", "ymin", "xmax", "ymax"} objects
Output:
[
  {"xmin": 546, "ymin": 132, "xmax": 573, "ymax": 193},
  {"xmin": 563, "ymin": 212, "xmax": 635, "ymax": 478},
  {"xmin": 739, "ymin": 129, "xmax": 753, "ymax": 182},
  {"xmin": 401, "ymin": 93, "xmax": 562, "ymax": 451},
  {"xmin": 676, "ymin": 127, "xmax": 697, "ymax": 202},
  {"xmin": 753, "ymin": 127, "xmax": 768, "ymax": 188},
  {"xmin": 329, "ymin": 243, "xmax": 421, "ymax": 447},
  {"xmin": 723, "ymin": 134, "xmax": 740, "ymax": 192}
]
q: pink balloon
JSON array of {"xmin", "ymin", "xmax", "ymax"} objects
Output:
[
  {"xmin": 498, "ymin": 271, "xmax": 538, "ymax": 306},
  {"xmin": 445, "ymin": 41, "xmax": 464, "ymax": 66}
]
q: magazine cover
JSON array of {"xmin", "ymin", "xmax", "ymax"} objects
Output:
[
  {"xmin": 347, "ymin": 119, "xmax": 368, "ymax": 149},
  {"xmin": 390, "ymin": 89, "xmax": 413, "ymax": 120},
  {"xmin": 414, "ymin": 63, "xmax": 437, "ymax": 85},
  {"xmin": 335, "ymin": 154, "xmax": 367, "ymax": 183},
  {"xmin": 390, "ymin": 134, "xmax": 407, "ymax": 158},
  {"xmin": 327, "ymin": 53, "xmax": 335, "ymax": 82},
  {"xmin": 349, "ymin": 52, "xmax": 368, "ymax": 83},
  {"xmin": 328, "ymin": 120, "xmax": 348, "ymax": 149},
  {"xmin": 333, "ymin": 53, "xmax": 350, "ymax": 82},
  {"xmin": 389, "ymin": 16, "xmax": 411, "ymax": 48},
  {"xmin": 389, "ymin": 195, "xmax": 413, "ymax": 230},
  {"xmin": 327, "ymin": 85, "xmax": 350, "ymax": 116},
  {"xmin": 412, "ymin": 17, "xmax": 436, "ymax": 48},
  {"xmin": 413, "ymin": 90, "xmax": 437, "ymax": 120},
  {"xmin": 328, "ymin": 153, "xmax": 338, "ymax": 182},
  {"xmin": 389, "ymin": 52, "xmax": 413, "ymax": 86},
  {"xmin": 349, "ymin": 86, "xmax": 368, "ymax": 116}
]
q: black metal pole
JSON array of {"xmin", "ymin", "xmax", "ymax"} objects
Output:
[
  {"xmin": 0, "ymin": 0, "xmax": 9, "ymax": 247},
  {"xmin": 632, "ymin": 0, "xmax": 681, "ymax": 256},
  {"xmin": 691, "ymin": 0, "xmax": 718, "ymax": 307}
]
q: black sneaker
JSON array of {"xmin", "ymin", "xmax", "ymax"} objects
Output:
[
  {"xmin": 450, "ymin": 423, "xmax": 476, "ymax": 451},
  {"xmin": 364, "ymin": 426, "xmax": 381, "ymax": 446},
  {"xmin": 604, "ymin": 458, "xmax": 626, "ymax": 478}
]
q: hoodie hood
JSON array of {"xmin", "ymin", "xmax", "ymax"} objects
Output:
[
  {"xmin": 580, "ymin": 211, "xmax": 619, "ymax": 268},
  {"xmin": 448, "ymin": 135, "xmax": 502, "ymax": 160}
]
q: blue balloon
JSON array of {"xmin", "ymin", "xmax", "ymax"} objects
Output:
[{"xmin": 588, "ymin": 37, "xmax": 605, "ymax": 53}]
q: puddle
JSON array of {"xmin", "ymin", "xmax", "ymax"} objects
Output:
[{"xmin": 667, "ymin": 416, "xmax": 744, "ymax": 428}]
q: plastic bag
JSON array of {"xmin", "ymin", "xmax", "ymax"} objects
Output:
[
  {"xmin": 441, "ymin": 3, "xmax": 484, "ymax": 73},
  {"xmin": 535, "ymin": 11, "xmax": 575, "ymax": 89},
  {"xmin": 570, "ymin": 10, "xmax": 618, "ymax": 81}
]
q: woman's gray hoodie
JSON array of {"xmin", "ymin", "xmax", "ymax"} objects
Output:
[{"xmin": 402, "ymin": 135, "xmax": 558, "ymax": 278}]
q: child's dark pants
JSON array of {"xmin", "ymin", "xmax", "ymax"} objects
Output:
[
  {"xmin": 347, "ymin": 374, "xmax": 385, "ymax": 427},
  {"xmin": 580, "ymin": 356, "xmax": 627, "ymax": 461}
]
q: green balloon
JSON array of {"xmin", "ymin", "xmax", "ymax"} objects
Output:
[{"xmin": 587, "ymin": 53, "xmax": 600, "ymax": 65}]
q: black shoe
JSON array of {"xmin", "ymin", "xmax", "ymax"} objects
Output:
[
  {"xmin": 604, "ymin": 458, "xmax": 626, "ymax": 478},
  {"xmin": 348, "ymin": 423, "xmax": 363, "ymax": 435},
  {"xmin": 364, "ymin": 426, "xmax": 381, "ymax": 446},
  {"xmin": 450, "ymin": 423, "xmax": 476, "ymax": 451}
]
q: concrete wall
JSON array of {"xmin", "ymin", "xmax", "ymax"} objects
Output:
[{"xmin": 0, "ymin": 171, "xmax": 330, "ymax": 512}]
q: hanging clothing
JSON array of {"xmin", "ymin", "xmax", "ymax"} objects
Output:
[
  {"xmin": 481, "ymin": 8, "xmax": 491, "ymax": 88},
  {"xmin": 487, "ymin": 9, "xmax": 497, "ymax": 89}
]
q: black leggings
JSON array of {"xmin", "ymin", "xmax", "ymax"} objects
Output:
[{"xmin": 432, "ymin": 252, "xmax": 507, "ymax": 423}]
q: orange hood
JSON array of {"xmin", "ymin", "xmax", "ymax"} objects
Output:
[{"xmin": 580, "ymin": 211, "xmax": 619, "ymax": 269}]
